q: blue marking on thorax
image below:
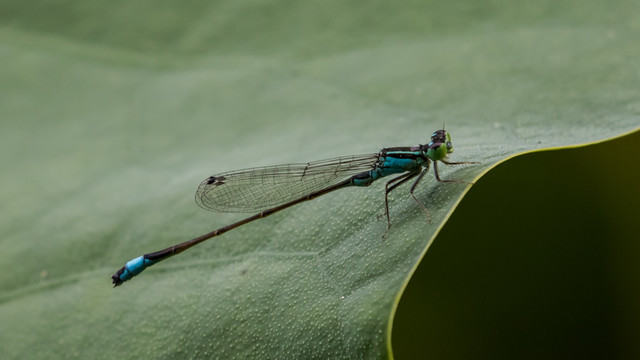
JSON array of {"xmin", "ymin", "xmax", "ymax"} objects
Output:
[
  {"xmin": 352, "ymin": 151, "xmax": 425, "ymax": 187},
  {"xmin": 118, "ymin": 256, "xmax": 157, "ymax": 283}
]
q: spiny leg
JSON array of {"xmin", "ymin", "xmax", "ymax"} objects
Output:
[
  {"xmin": 434, "ymin": 160, "xmax": 474, "ymax": 184},
  {"xmin": 441, "ymin": 159, "xmax": 478, "ymax": 165},
  {"xmin": 383, "ymin": 171, "xmax": 419, "ymax": 228},
  {"xmin": 408, "ymin": 168, "xmax": 432, "ymax": 223}
]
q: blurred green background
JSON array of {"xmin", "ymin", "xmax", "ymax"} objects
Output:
[
  {"xmin": 2, "ymin": 0, "xmax": 639, "ymax": 358},
  {"xmin": 394, "ymin": 131, "xmax": 640, "ymax": 359}
]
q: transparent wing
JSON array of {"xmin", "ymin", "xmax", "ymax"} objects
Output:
[{"xmin": 195, "ymin": 153, "xmax": 379, "ymax": 212}]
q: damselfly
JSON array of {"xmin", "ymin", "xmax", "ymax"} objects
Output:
[{"xmin": 112, "ymin": 129, "xmax": 476, "ymax": 286}]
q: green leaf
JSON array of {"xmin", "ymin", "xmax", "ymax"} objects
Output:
[{"xmin": 1, "ymin": 1, "xmax": 638, "ymax": 359}]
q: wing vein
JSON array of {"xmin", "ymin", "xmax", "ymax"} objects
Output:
[{"xmin": 195, "ymin": 153, "xmax": 379, "ymax": 212}]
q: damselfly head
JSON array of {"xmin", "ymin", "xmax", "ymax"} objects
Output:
[
  {"xmin": 425, "ymin": 129, "xmax": 454, "ymax": 160},
  {"xmin": 429, "ymin": 130, "xmax": 453, "ymax": 152},
  {"xmin": 430, "ymin": 130, "xmax": 447, "ymax": 144}
]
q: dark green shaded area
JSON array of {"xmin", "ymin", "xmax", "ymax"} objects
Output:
[{"xmin": 394, "ymin": 131, "xmax": 640, "ymax": 359}]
